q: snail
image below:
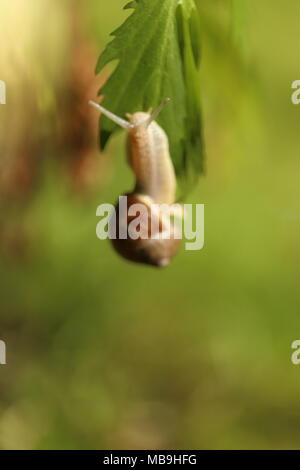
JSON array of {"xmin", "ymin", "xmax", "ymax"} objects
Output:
[{"xmin": 89, "ymin": 98, "xmax": 183, "ymax": 267}]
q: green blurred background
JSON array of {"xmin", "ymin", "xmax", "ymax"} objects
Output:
[{"xmin": 0, "ymin": 0, "xmax": 300, "ymax": 449}]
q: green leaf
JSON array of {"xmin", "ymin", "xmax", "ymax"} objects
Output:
[
  {"xmin": 123, "ymin": 1, "xmax": 137, "ymax": 9},
  {"xmin": 96, "ymin": 0, "xmax": 204, "ymax": 196}
]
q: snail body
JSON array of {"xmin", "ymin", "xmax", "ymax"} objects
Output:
[
  {"xmin": 126, "ymin": 112, "xmax": 176, "ymax": 205},
  {"xmin": 89, "ymin": 99, "xmax": 183, "ymax": 267}
]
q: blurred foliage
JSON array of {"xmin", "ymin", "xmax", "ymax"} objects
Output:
[{"xmin": 0, "ymin": 0, "xmax": 300, "ymax": 450}]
